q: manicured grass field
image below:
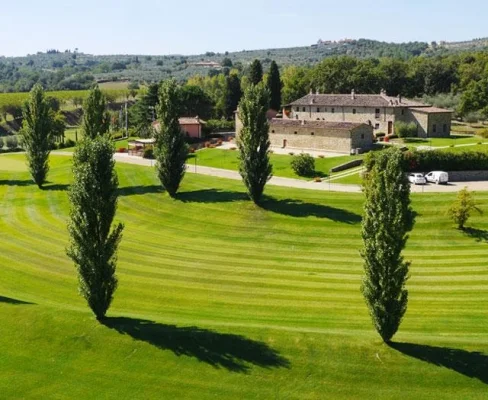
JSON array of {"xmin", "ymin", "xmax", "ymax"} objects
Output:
[
  {"xmin": 394, "ymin": 134, "xmax": 488, "ymax": 148},
  {"xmin": 0, "ymin": 154, "xmax": 487, "ymax": 399},
  {"xmin": 192, "ymin": 148, "xmax": 361, "ymax": 180}
]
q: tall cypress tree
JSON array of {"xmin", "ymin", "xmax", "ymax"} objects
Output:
[
  {"xmin": 266, "ymin": 61, "xmax": 282, "ymax": 111},
  {"xmin": 155, "ymin": 80, "xmax": 188, "ymax": 197},
  {"xmin": 360, "ymin": 148, "xmax": 414, "ymax": 342},
  {"xmin": 82, "ymin": 85, "xmax": 110, "ymax": 139},
  {"xmin": 237, "ymin": 84, "xmax": 272, "ymax": 204},
  {"xmin": 67, "ymin": 136, "xmax": 124, "ymax": 321},
  {"xmin": 249, "ymin": 59, "xmax": 263, "ymax": 86},
  {"xmin": 21, "ymin": 83, "xmax": 53, "ymax": 188},
  {"xmin": 225, "ymin": 73, "xmax": 242, "ymax": 119}
]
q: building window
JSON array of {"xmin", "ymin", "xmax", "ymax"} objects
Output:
[
  {"xmin": 361, "ymin": 134, "xmax": 364, "ymax": 139},
  {"xmin": 331, "ymin": 108, "xmax": 335, "ymax": 113},
  {"xmin": 311, "ymin": 132, "xmax": 314, "ymax": 136},
  {"xmin": 296, "ymin": 107, "xmax": 299, "ymax": 112},
  {"xmin": 375, "ymin": 108, "xmax": 380, "ymax": 119},
  {"xmin": 401, "ymin": 109, "xmax": 405, "ymax": 115},
  {"xmin": 353, "ymin": 109, "xmax": 356, "ymax": 114},
  {"xmin": 296, "ymin": 115, "xmax": 299, "ymax": 120},
  {"xmin": 271, "ymin": 130, "xmax": 275, "ymax": 133},
  {"xmin": 443, "ymin": 124, "xmax": 447, "ymax": 133},
  {"xmin": 316, "ymin": 107, "xmax": 320, "ymax": 112},
  {"xmin": 294, "ymin": 131, "xmax": 297, "ymax": 135},
  {"xmin": 375, "ymin": 123, "xmax": 380, "ymax": 130},
  {"xmin": 302, "ymin": 107, "xmax": 306, "ymax": 112},
  {"xmin": 433, "ymin": 124, "xmax": 437, "ymax": 133}
]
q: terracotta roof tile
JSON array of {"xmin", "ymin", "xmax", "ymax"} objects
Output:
[
  {"xmin": 287, "ymin": 94, "xmax": 426, "ymax": 108},
  {"xmin": 409, "ymin": 107, "xmax": 453, "ymax": 114},
  {"xmin": 270, "ymin": 118, "xmax": 366, "ymax": 130}
]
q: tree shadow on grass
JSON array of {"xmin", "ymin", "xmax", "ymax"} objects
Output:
[
  {"xmin": 178, "ymin": 189, "xmax": 247, "ymax": 203},
  {"xmin": 118, "ymin": 185, "xmax": 163, "ymax": 197},
  {"xmin": 0, "ymin": 179, "xmax": 32, "ymax": 186},
  {"xmin": 103, "ymin": 317, "xmax": 290, "ymax": 373},
  {"xmin": 260, "ymin": 196, "xmax": 362, "ymax": 223},
  {"xmin": 388, "ymin": 342, "xmax": 488, "ymax": 384},
  {"xmin": 42, "ymin": 183, "xmax": 70, "ymax": 191},
  {"xmin": 0, "ymin": 295, "xmax": 35, "ymax": 305},
  {"xmin": 463, "ymin": 227, "xmax": 488, "ymax": 243}
]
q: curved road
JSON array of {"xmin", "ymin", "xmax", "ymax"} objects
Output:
[{"xmin": 51, "ymin": 151, "xmax": 488, "ymax": 193}]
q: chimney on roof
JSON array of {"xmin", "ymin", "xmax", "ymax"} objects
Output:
[
  {"xmin": 316, "ymin": 89, "xmax": 319, "ymax": 95},
  {"xmin": 380, "ymin": 89, "xmax": 386, "ymax": 96},
  {"xmin": 309, "ymin": 88, "xmax": 313, "ymax": 95},
  {"xmin": 351, "ymin": 89, "xmax": 356, "ymax": 100},
  {"xmin": 195, "ymin": 115, "xmax": 200, "ymax": 122},
  {"xmin": 397, "ymin": 94, "xmax": 402, "ymax": 104}
]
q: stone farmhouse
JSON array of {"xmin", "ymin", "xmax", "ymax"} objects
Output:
[
  {"xmin": 284, "ymin": 89, "xmax": 453, "ymax": 138},
  {"xmin": 235, "ymin": 112, "xmax": 374, "ymax": 154}
]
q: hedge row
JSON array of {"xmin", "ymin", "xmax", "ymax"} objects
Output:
[
  {"xmin": 365, "ymin": 149, "xmax": 488, "ymax": 172},
  {"xmin": 405, "ymin": 150, "xmax": 488, "ymax": 172}
]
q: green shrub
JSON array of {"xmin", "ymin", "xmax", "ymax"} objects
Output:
[
  {"xmin": 65, "ymin": 139, "xmax": 76, "ymax": 148},
  {"xmin": 404, "ymin": 150, "xmax": 488, "ymax": 172},
  {"xmin": 203, "ymin": 119, "xmax": 235, "ymax": 136},
  {"xmin": 143, "ymin": 148, "xmax": 154, "ymax": 159},
  {"xmin": 395, "ymin": 121, "xmax": 418, "ymax": 138},
  {"xmin": 479, "ymin": 128, "xmax": 488, "ymax": 139},
  {"xmin": 0, "ymin": 137, "xmax": 4, "ymax": 150},
  {"xmin": 5, "ymin": 135, "xmax": 18, "ymax": 150},
  {"xmin": 464, "ymin": 112, "xmax": 481, "ymax": 124},
  {"xmin": 111, "ymin": 130, "xmax": 124, "ymax": 140},
  {"xmin": 291, "ymin": 153, "xmax": 315, "ymax": 176}
]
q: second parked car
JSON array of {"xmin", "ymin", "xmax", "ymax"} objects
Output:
[
  {"xmin": 408, "ymin": 173, "xmax": 426, "ymax": 185},
  {"xmin": 425, "ymin": 171, "xmax": 449, "ymax": 184}
]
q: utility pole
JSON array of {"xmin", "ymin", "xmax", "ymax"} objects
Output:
[{"xmin": 125, "ymin": 100, "xmax": 128, "ymax": 138}]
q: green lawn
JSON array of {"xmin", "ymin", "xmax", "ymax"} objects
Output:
[
  {"xmin": 0, "ymin": 154, "xmax": 487, "ymax": 399},
  {"xmin": 192, "ymin": 148, "xmax": 361, "ymax": 180},
  {"xmin": 393, "ymin": 134, "xmax": 488, "ymax": 148}
]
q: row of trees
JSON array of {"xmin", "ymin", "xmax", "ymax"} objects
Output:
[{"xmin": 280, "ymin": 53, "xmax": 488, "ymax": 118}]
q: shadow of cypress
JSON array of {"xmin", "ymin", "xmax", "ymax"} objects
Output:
[
  {"xmin": 103, "ymin": 317, "xmax": 290, "ymax": 373},
  {"xmin": 389, "ymin": 342, "xmax": 488, "ymax": 384},
  {"xmin": 0, "ymin": 295, "xmax": 35, "ymax": 305}
]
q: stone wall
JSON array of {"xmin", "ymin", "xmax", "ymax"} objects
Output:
[
  {"xmin": 407, "ymin": 110, "xmax": 451, "ymax": 138},
  {"xmin": 447, "ymin": 170, "xmax": 488, "ymax": 181},
  {"xmin": 269, "ymin": 123, "xmax": 373, "ymax": 153},
  {"xmin": 289, "ymin": 106, "xmax": 395, "ymax": 134}
]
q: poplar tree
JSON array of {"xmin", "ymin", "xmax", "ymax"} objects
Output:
[
  {"xmin": 155, "ymin": 80, "xmax": 188, "ymax": 197},
  {"xmin": 237, "ymin": 84, "xmax": 272, "ymax": 204},
  {"xmin": 67, "ymin": 136, "xmax": 123, "ymax": 321},
  {"xmin": 249, "ymin": 59, "xmax": 263, "ymax": 86},
  {"xmin": 21, "ymin": 84, "xmax": 53, "ymax": 188},
  {"xmin": 82, "ymin": 84, "xmax": 110, "ymax": 139},
  {"xmin": 266, "ymin": 61, "xmax": 282, "ymax": 111},
  {"xmin": 360, "ymin": 148, "xmax": 414, "ymax": 342}
]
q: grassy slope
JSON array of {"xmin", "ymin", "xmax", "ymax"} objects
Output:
[
  {"xmin": 0, "ymin": 155, "xmax": 487, "ymax": 399},
  {"xmin": 191, "ymin": 148, "xmax": 361, "ymax": 180}
]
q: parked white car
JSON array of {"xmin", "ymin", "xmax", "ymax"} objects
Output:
[
  {"xmin": 408, "ymin": 173, "xmax": 426, "ymax": 185},
  {"xmin": 424, "ymin": 171, "xmax": 449, "ymax": 184}
]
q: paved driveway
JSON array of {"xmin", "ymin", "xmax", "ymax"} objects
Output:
[{"xmin": 51, "ymin": 152, "xmax": 488, "ymax": 193}]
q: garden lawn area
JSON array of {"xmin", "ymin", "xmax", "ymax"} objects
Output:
[
  {"xmin": 439, "ymin": 143, "xmax": 488, "ymax": 154},
  {"xmin": 192, "ymin": 148, "xmax": 362, "ymax": 180},
  {"xmin": 396, "ymin": 134, "xmax": 488, "ymax": 148},
  {"xmin": 0, "ymin": 154, "xmax": 487, "ymax": 399}
]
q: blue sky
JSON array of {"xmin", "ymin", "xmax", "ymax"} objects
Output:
[{"xmin": 0, "ymin": 0, "xmax": 486, "ymax": 56}]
